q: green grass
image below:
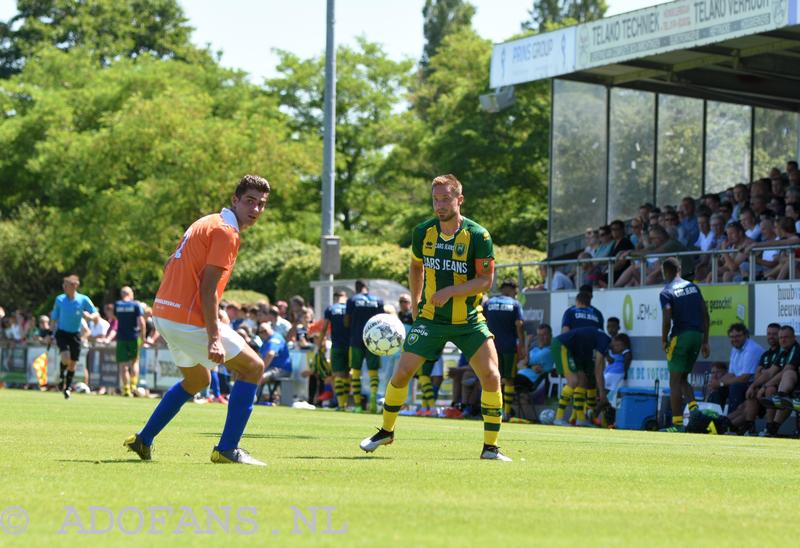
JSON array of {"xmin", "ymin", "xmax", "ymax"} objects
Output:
[{"xmin": 1, "ymin": 389, "xmax": 799, "ymax": 547}]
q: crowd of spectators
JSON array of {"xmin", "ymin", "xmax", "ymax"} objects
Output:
[{"xmin": 545, "ymin": 160, "xmax": 800, "ymax": 288}]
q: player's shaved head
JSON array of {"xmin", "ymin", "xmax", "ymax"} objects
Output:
[
  {"xmin": 121, "ymin": 286, "xmax": 133, "ymax": 298},
  {"xmin": 63, "ymin": 274, "xmax": 80, "ymax": 286}
]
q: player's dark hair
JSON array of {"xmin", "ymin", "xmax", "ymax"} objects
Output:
[
  {"xmin": 727, "ymin": 323, "xmax": 749, "ymax": 336},
  {"xmin": 607, "ymin": 317, "xmax": 620, "ymax": 324},
  {"xmin": 576, "ymin": 292, "xmax": 592, "ymax": 305},
  {"xmin": 789, "ymin": 161, "xmax": 798, "ymax": 169},
  {"xmin": 780, "ymin": 325, "xmax": 795, "ymax": 334},
  {"xmin": 767, "ymin": 322, "xmax": 781, "ymax": 330},
  {"xmin": 579, "ymin": 284, "xmax": 593, "ymax": 294},
  {"xmin": 235, "ymin": 174, "xmax": 270, "ymax": 198},
  {"xmin": 355, "ymin": 280, "xmax": 367, "ymax": 292},
  {"xmin": 661, "ymin": 257, "xmax": 680, "ymax": 278},
  {"xmin": 538, "ymin": 323, "xmax": 552, "ymax": 334},
  {"xmin": 500, "ymin": 278, "xmax": 517, "ymax": 289}
]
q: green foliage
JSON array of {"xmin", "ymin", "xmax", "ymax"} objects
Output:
[
  {"xmin": 494, "ymin": 244, "xmax": 547, "ymax": 288},
  {"xmin": 229, "ymin": 236, "xmax": 317, "ymax": 301},
  {"xmin": 421, "ymin": 0, "xmax": 476, "ymax": 76},
  {"xmin": 222, "ymin": 289, "xmax": 270, "ymax": 307},
  {"xmin": 523, "ymin": 0, "xmax": 608, "ymax": 32}
]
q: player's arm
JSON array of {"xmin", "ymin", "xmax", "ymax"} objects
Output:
[
  {"xmin": 317, "ymin": 319, "xmax": 330, "ymax": 349},
  {"xmin": 83, "ymin": 301, "xmax": 100, "ymax": 323},
  {"xmin": 262, "ymin": 349, "xmax": 276, "ymax": 369},
  {"xmin": 661, "ymin": 306, "xmax": 672, "ymax": 354},
  {"xmin": 409, "ymin": 258, "xmax": 424, "ymax": 320},
  {"xmin": 701, "ymin": 298, "xmax": 710, "ymax": 358},
  {"xmin": 595, "ymin": 352, "xmax": 606, "ymax": 400},
  {"xmin": 430, "ymin": 258, "xmax": 493, "ymax": 306},
  {"xmin": 623, "ymin": 349, "xmax": 632, "ymax": 380},
  {"xmin": 515, "ymin": 318, "xmax": 526, "ymax": 359},
  {"xmin": 138, "ymin": 315, "xmax": 147, "ymax": 344},
  {"xmin": 200, "ymin": 265, "xmax": 226, "ymax": 362}
]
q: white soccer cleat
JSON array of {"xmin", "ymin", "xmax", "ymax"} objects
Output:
[
  {"xmin": 480, "ymin": 444, "xmax": 512, "ymax": 461},
  {"xmin": 359, "ymin": 428, "xmax": 394, "ymax": 452}
]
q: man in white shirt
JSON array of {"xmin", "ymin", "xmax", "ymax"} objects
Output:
[{"xmin": 708, "ymin": 323, "xmax": 763, "ymax": 412}]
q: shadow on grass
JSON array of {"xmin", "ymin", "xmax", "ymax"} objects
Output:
[
  {"xmin": 57, "ymin": 459, "xmax": 149, "ymax": 464},
  {"xmin": 292, "ymin": 455, "xmax": 388, "ymax": 460},
  {"xmin": 197, "ymin": 432, "xmax": 317, "ymax": 440}
]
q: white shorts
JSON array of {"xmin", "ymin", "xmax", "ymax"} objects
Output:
[
  {"xmin": 154, "ymin": 316, "xmax": 246, "ymax": 369},
  {"xmin": 604, "ymin": 372, "xmax": 624, "ymax": 392}
]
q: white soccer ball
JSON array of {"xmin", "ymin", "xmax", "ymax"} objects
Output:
[
  {"xmin": 362, "ymin": 313, "xmax": 405, "ymax": 356},
  {"xmin": 539, "ymin": 408, "xmax": 555, "ymax": 425}
]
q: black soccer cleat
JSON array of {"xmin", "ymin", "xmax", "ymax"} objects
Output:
[
  {"xmin": 123, "ymin": 434, "xmax": 152, "ymax": 461},
  {"xmin": 359, "ymin": 428, "xmax": 394, "ymax": 453}
]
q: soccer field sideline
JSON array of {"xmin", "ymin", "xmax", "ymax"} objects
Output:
[{"xmin": 1, "ymin": 390, "xmax": 798, "ymax": 547}]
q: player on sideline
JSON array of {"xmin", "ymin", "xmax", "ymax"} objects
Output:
[
  {"xmin": 124, "ymin": 175, "xmax": 270, "ymax": 465},
  {"xmin": 114, "ymin": 286, "xmax": 146, "ymax": 397},
  {"xmin": 659, "ymin": 257, "xmax": 709, "ymax": 433},
  {"xmin": 51, "ymin": 275, "xmax": 100, "ymax": 399},
  {"xmin": 360, "ymin": 174, "xmax": 510, "ymax": 461},
  {"xmin": 345, "ymin": 280, "xmax": 384, "ymax": 413},
  {"xmin": 318, "ymin": 290, "xmax": 351, "ymax": 410},
  {"xmin": 484, "ymin": 279, "xmax": 525, "ymax": 420}
]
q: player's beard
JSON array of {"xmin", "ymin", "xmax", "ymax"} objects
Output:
[{"xmin": 437, "ymin": 209, "xmax": 456, "ymax": 222}]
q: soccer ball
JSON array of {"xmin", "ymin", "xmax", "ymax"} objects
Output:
[
  {"xmin": 539, "ymin": 408, "xmax": 555, "ymax": 425},
  {"xmin": 362, "ymin": 313, "xmax": 405, "ymax": 356}
]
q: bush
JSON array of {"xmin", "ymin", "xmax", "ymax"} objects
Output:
[
  {"xmin": 493, "ymin": 244, "xmax": 545, "ymax": 288},
  {"xmin": 229, "ymin": 237, "xmax": 316, "ymax": 300}
]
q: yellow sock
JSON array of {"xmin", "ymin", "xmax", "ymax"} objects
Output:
[
  {"xmin": 382, "ymin": 382, "xmax": 407, "ymax": 432},
  {"xmin": 672, "ymin": 415, "xmax": 684, "ymax": 427},
  {"xmin": 688, "ymin": 400, "xmax": 698, "ymax": 412},
  {"xmin": 350, "ymin": 369, "xmax": 362, "ymax": 406},
  {"xmin": 481, "ymin": 389, "xmax": 503, "ymax": 446},
  {"xmin": 573, "ymin": 387, "xmax": 586, "ymax": 422},
  {"xmin": 334, "ymin": 377, "xmax": 346, "ymax": 408},
  {"xmin": 419, "ymin": 375, "xmax": 435, "ymax": 409},
  {"xmin": 123, "ymin": 385, "xmax": 131, "ymax": 396},
  {"xmin": 556, "ymin": 385, "xmax": 574, "ymax": 421},
  {"xmin": 130, "ymin": 375, "xmax": 139, "ymax": 393},
  {"xmin": 586, "ymin": 388, "xmax": 597, "ymax": 411},
  {"xmin": 503, "ymin": 384, "xmax": 515, "ymax": 416},
  {"xmin": 368, "ymin": 370, "xmax": 379, "ymax": 400}
]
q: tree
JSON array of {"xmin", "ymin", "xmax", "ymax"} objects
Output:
[
  {"xmin": 266, "ymin": 38, "xmax": 414, "ymax": 234},
  {"xmin": 0, "ymin": 0, "xmax": 202, "ymax": 78},
  {"xmin": 523, "ymin": 0, "xmax": 607, "ymax": 32},
  {"xmin": 421, "ymin": 0, "xmax": 475, "ymax": 76}
]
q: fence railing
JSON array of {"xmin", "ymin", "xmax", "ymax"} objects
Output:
[{"xmin": 495, "ymin": 242, "xmax": 800, "ymax": 289}]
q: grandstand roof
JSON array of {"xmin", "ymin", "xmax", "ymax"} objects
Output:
[{"xmin": 490, "ymin": 0, "xmax": 800, "ymax": 110}]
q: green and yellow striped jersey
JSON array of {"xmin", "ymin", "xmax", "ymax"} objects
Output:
[{"xmin": 411, "ymin": 216, "xmax": 493, "ymax": 325}]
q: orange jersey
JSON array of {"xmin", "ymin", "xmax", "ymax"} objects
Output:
[{"xmin": 153, "ymin": 209, "xmax": 241, "ymax": 327}]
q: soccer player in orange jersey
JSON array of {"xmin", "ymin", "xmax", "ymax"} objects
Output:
[{"xmin": 124, "ymin": 175, "xmax": 271, "ymax": 465}]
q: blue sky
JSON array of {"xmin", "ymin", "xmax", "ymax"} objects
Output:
[{"xmin": 0, "ymin": 0, "xmax": 661, "ymax": 81}]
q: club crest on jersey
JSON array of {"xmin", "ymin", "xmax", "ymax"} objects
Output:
[
  {"xmin": 407, "ymin": 333, "xmax": 419, "ymax": 345},
  {"xmin": 482, "ymin": 260, "xmax": 490, "ymax": 268},
  {"xmin": 455, "ymin": 243, "xmax": 465, "ymax": 255}
]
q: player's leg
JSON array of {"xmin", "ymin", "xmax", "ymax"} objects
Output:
[
  {"xmin": 365, "ymin": 349, "xmax": 381, "ymax": 414},
  {"xmin": 572, "ymin": 370, "xmax": 589, "ymax": 425},
  {"xmin": 585, "ymin": 357, "xmax": 598, "ymax": 419},
  {"xmin": 330, "ymin": 347, "xmax": 349, "ymax": 410},
  {"xmin": 211, "ymin": 341, "xmax": 265, "ymax": 464},
  {"xmin": 418, "ymin": 359, "xmax": 437, "ymax": 412},
  {"xmin": 120, "ymin": 361, "xmax": 132, "ymax": 396},
  {"xmin": 349, "ymin": 346, "xmax": 365, "ymax": 411},
  {"xmin": 62, "ymin": 334, "xmax": 81, "ymax": 398},
  {"xmin": 551, "ymin": 338, "xmax": 574, "ymax": 424},
  {"xmin": 499, "ymin": 352, "xmax": 516, "ymax": 419},
  {"xmin": 463, "ymin": 336, "xmax": 511, "ymax": 461},
  {"xmin": 129, "ymin": 343, "xmax": 141, "ymax": 395}
]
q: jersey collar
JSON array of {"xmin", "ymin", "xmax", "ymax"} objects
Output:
[{"xmin": 220, "ymin": 208, "xmax": 240, "ymax": 233}]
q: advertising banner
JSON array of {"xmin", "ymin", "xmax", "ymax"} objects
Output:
[
  {"xmin": 490, "ymin": 27, "xmax": 576, "ymax": 88},
  {"xmin": 550, "ymin": 287, "xmax": 663, "ymax": 336},
  {"xmin": 698, "ymin": 284, "xmax": 748, "ymax": 336},
  {"xmin": 754, "ymin": 282, "xmax": 800, "ymax": 335},
  {"xmin": 576, "ymin": 0, "xmax": 791, "ymax": 70},
  {"xmin": 520, "ymin": 290, "xmax": 551, "ymax": 335}
]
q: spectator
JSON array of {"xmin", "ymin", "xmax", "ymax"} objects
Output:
[
  {"xmin": 784, "ymin": 202, "xmax": 800, "ymax": 234},
  {"xmin": 677, "ymin": 197, "xmax": 699, "ymax": 248},
  {"xmin": 609, "ymin": 219, "xmax": 634, "ymax": 282},
  {"xmin": 616, "ymin": 225, "xmax": 691, "ymax": 286},
  {"xmin": 729, "ymin": 323, "xmax": 781, "ymax": 435},
  {"xmin": 255, "ymin": 322, "xmax": 292, "ymax": 403},
  {"xmin": 514, "ymin": 323, "xmax": 554, "ymax": 397},
  {"xmin": 739, "ymin": 207, "xmax": 761, "ymax": 242},
  {"xmin": 787, "ymin": 160, "xmax": 798, "ymax": 175},
  {"xmin": 750, "ymin": 195, "xmax": 769, "ymax": 218},
  {"xmin": 769, "ymin": 196, "xmax": 786, "ymax": 217},
  {"xmin": 142, "ymin": 305, "xmax": 161, "ymax": 348},
  {"xmin": 267, "ymin": 305, "xmax": 292, "ymax": 339},
  {"xmin": 583, "ymin": 228, "xmax": 599, "ymax": 256},
  {"xmin": 750, "ymin": 178, "xmax": 771, "ymax": 200},
  {"xmin": 225, "ymin": 302, "xmax": 243, "ymax": 329},
  {"xmin": 707, "ymin": 323, "xmax": 762, "ymax": 412},
  {"xmin": 662, "ymin": 210, "xmax": 680, "ymax": 240},
  {"xmin": 287, "ymin": 306, "xmax": 314, "ymax": 349},
  {"xmin": 771, "ymin": 174, "xmax": 786, "ymax": 199},
  {"xmin": 288, "ymin": 295, "xmax": 306, "ymax": 324},
  {"xmin": 703, "ymin": 193, "xmax": 721, "ymax": 214},
  {"xmin": 637, "ymin": 203, "xmax": 654, "ymax": 229},
  {"xmin": 790, "ymin": 170, "xmax": 800, "ymax": 187},
  {"xmin": 30, "ymin": 315, "xmax": 53, "ymax": 343},
  {"xmin": 576, "ymin": 252, "xmax": 604, "ymax": 287},
  {"xmin": 712, "ymin": 222, "xmax": 752, "ymax": 283},
  {"xmin": 740, "ymin": 216, "xmax": 781, "ymax": 280},
  {"xmin": 100, "ymin": 302, "xmax": 118, "ymax": 344},
  {"xmin": 596, "ymin": 333, "xmax": 632, "ymax": 425},
  {"xmin": 629, "ymin": 217, "xmax": 645, "ymax": 248},
  {"xmin": 537, "ymin": 264, "xmax": 574, "ymax": 291},
  {"xmin": 275, "ymin": 300, "xmax": 289, "ymax": 319},
  {"xmin": 731, "ymin": 183, "xmax": 749, "ymax": 220},
  {"xmin": 763, "ymin": 217, "xmax": 800, "ymax": 280},
  {"xmin": 87, "ymin": 309, "xmax": 111, "ymax": 345},
  {"xmin": 606, "ymin": 317, "xmax": 620, "ymax": 337},
  {"xmin": 718, "ymin": 201, "xmax": 733, "ymax": 225},
  {"xmin": 693, "ymin": 212, "xmax": 722, "ymax": 281},
  {"xmin": 397, "ymin": 293, "xmax": 413, "ymax": 326},
  {"xmin": 3, "ymin": 313, "xmax": 22, "ymax": 342},
  {"xmin": 593, "ymin": 225, "xmax": 614, "ymax": 258}
]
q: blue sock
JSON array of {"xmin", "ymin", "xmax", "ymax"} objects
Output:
[
  {"xmin": 210, "ymin": 370, "xmax": 221, "ymax": 398},
  {"xmin": 217, "ymin": 381, "xmax": 257, "ymax": 451},
  {"xmin": 138, "ymin": 382, "xmax": 193, "ymax": 446}
]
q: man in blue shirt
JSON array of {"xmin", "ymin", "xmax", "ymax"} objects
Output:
[
  {"xmin": 256, "ymin": 323, "xmax": 292, "ymax": 402},
  {"xmin": 51, "ymin": 274, "xmax": 99, "ymax": 399},
  {"xmin": 707, "ymin": 323, "xmax": 763, "ymax": 413},
  {"xmin": 485, "ymin": 279, "xmax": 525, "ymax": 419},
  {"xmin": 114, "ymin": 286, "xmax": 146, "ymax": 397},
  {"xmin": 345, "ymin": 280, "xmax": 384, "ymax": 413},
  {"xmin": 319, "ymin": 291, "xmax": 350, "ymax": 410},
  {"xmin": 659, "ymin": 257, "xmax": 710, "ymax": 432},
  {"xmin": 516, "ymin": 323, "xmax": 554, "ymax": 393}
]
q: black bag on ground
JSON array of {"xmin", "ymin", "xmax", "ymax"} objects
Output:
[{"xmin": 686, "ymin": 409, "xmax": 732, "ymax": 435}]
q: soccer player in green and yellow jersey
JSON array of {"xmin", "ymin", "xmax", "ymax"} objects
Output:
[{"xmin": 360, "ymin": 174, "xmax": 510, "ymax": 461}]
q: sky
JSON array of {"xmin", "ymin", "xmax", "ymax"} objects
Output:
[{"xmin": 0, "ymin": 0, "xmax": 662, "ymax": 82}]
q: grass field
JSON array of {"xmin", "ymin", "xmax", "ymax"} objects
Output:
[{"xmin": 1, "ymin": 389, "xmax": 799, "ymax": 547}]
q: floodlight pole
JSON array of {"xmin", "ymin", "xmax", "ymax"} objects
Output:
[{"xmin": 319, "ymin": 0, "xmax": 337, "ymax": 313}]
